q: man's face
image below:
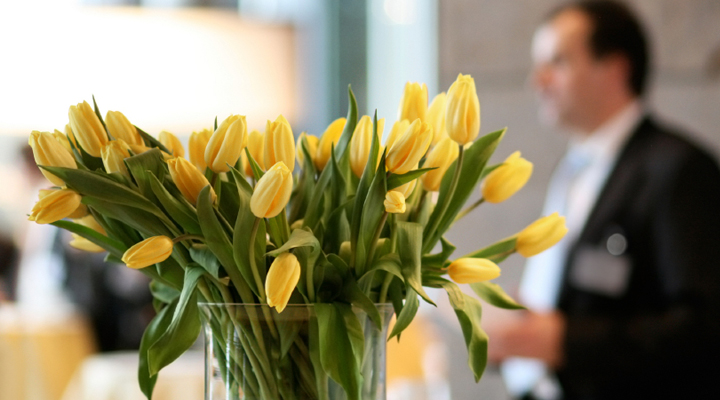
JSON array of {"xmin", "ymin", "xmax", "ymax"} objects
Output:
[{"xmin": 531, "ymin": 9, "xmax": 609, "ymax": 132}]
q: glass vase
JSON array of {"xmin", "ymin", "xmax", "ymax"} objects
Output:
[{"xmin": 200, "ymin": 303, "xmax": 394, "ymax": 400}]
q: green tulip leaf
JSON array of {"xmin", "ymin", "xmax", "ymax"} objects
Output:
[
  {"xmin": 147, "ymin": 266, "xmax": 204, "ymax": 376},
  {"xmin": 149, "ymin": 280, "xmax": 180, "ymax": 304},
  {"xmin": 188, "ymin": 245, "xmax": 221, "ymax": 279},
  {"xmin": 51, "ymin": 219, "xmax": 126, "ymax": 257},
  {"xmin": 470, "ymin": 281, "xmax": 526, "ymax": 310},
  {"xmin": 138, "ymin": 300, "xmax": 174, "ymax": 399},
  {"xmin": 422, "ymin": 236, "xmax": 457, "ymax": 268},
  {"xmin": 388, "ymin": 287, "xmax": 419, "ymax": 340},
  {"xmin": 342, "ymin": 279, "xmax": 382, "ymax": 330},
  {"xmin": 147, "ymin": 174, "xmax": 202, "ymax": 235},
  {"xmin": 83, "ymin": 197, "xmax": 173, "ymax": 238},
  {"xmin": 136, "ymin": 126, "xmax": 171, "ymax": 154},
  {"xmin": 396, "ymin": 221, "xmax": 435, "ymax": 305},
  {"xmin": 449, "ymin": 292, "xmax": 489, "ymax": 382},
  {"xmin": 125, "ymin": 148, "xmax": 167, "ymax": 200},
  {"xmin": 350, "ymin": 112, "xmax": 380, "ymax": 265},
  {"xmin": 461, "ymin": 237, "xmax": 517, "ymax": 264},
  {"xmin": 387, "ymin": 168, "xmax": 436, "ymax": 191},
  {"xmin": 354, "ymin": 154, "xmax": 388, "ymax": 276},
  {"xmin": 315, "ymin": 302, "xmax": 363, "ymax": 400},
  {"xmin": 360, "ymin": 253, "xmax": 404, "ymax": 287}
]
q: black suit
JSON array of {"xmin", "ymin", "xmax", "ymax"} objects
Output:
[{"xmin": 554, "ymin": 116, "xmax": 720, "ymax": 399}]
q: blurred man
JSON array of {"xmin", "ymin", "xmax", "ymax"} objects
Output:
[{"xmin": 487, "ymin": 1, "xmax": 720, "ymax": 399}]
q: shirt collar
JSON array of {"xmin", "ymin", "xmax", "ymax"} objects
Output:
[{"xmin": 567, "ymin": 100, "xmax": 645, "ymax": 164}]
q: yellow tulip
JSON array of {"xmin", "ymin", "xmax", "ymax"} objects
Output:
[
  {"xmin": 447, "ymin": 258, "xmax": 500, "ymax": 284},
  {"xmin": 427, "ymin": 92, "xmax": 448, "ymax": 146},
  {"xmin": 264, "ymin": 115, "xmax": 295, "ymax": 173},
  {"xmin": 265, "ymin": 252, "xmax": 301, "ymax": 313},
  {"xmin": 481, "ymin": 151, "xmax": 533, "ymax": 203},
  {"xmin": 188, "ymin": 129, "xmax": 212, "ymax": 171},
  {"xmin": 67, "ymin": 202, "xmax": 89, "ymax": 219},
  {"xmin": 69, "ymin": 234, "xmax": 105, "ymax": 253},
  {"xmin": 315, "ymin": 118, "xmax": 346, "ymax": 171},
  {"xmin": 384, "ymin": 119, "xmax": 410, "ymax": 150},
  {"xmin": 398, "ymin": 82, "xmax": 428, "ymax": 123},
  {"xmin": 105, "ymin": 110, "xmax": 143, "ymax": 146},
  {"xmin": 296, "ymin": 132, "xmax": 319, "ymax": 170},
  {"xmin": 445, "ymin": 73, "xmax": 481, "ymax": 145},
  {"xmin": 68, "ymin": 101, "xmax": 108, "ymax": 157},
  {"xmin": 384, "ymin": 190, "xmax": 406, "ymax": 214},
  {"xmin": 350, "ymin": 116, "xmax": 385, "ymax": 178},
  {"xmin": 52, "ymin": 129, "xmax": 72, "ymax": 152},
  {"xmin": 386, "ymin": 119, "xmax": 433, "ymax": 175},
  {"xmin": 69, "ymin": 215, "xmax": 107, "ymax": 253},
  {"xmin": 421, "ymin": 137, "xmax": 459, "ymax": 192},
  {"xmin": 101, "ymin": 139, "xmax": 132, "ymax": 177},
  {"xmin": 121, "ymin": 235, "xmax": 174, "ymax": 269},
  {"xmin": 250, "ymin": 162, "xmax": 294, "ymax": 218},
  {"xmin": 28, "ymin": 130, "xmax": 77, "ymax": 186},
  {"xmin": 158, "ymin": 130, "xmax": 185, "ymax": 158},
  {"xmin": 28, "ymin": 188, "xmax": 82, "ymax": 224},
  {"xmin": 393, "ymin": 175, "xmax": 417, "ymax": 199},
  {"xmin": 205, "ymin": 115, "xmax": 247, "ymax": 173},
  {"xmin": 244, "ymin": 129, "xmax": 265, "ymax": 175},
  {"xmin": 516, "ymin": 212, "xmax": 568, "ymax": 257},
  {"xmin": 167, "ymin": 156, "xmax": 216, "ymax": 205}
]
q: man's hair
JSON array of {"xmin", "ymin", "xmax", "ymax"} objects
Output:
[{"xmin": 550, "ymin": 0, "xmax": 650, "ymax": 96}]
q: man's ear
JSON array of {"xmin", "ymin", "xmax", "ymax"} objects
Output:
[{"xmin": 603, "ymin": 53, "xmax": 632, "ymax": 90}]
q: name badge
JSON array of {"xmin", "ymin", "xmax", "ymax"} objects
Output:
[{"xmin": 569, "ymin": 236, "xmax": 632, "ymax": 297}]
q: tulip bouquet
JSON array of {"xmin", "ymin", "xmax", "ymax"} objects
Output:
[{"xmin": 26, "ymin": 73, "xmax": 567, "ymax": 400}]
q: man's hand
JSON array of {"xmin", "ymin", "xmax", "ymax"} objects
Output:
[{"xmin": 486, "ymin": 311, "xmax": 566, "ymax": 367}]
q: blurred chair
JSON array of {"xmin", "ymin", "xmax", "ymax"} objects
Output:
[
  {"xmin": 61, "ymin": 351, "xmax": 204, "ymax": 400},
  {"xmin": 0, "ymin": 305, "xmax": 95, "ymax": 400}
]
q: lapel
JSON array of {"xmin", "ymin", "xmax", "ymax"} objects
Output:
[{"xmin": 573, "ymin": 116, "xmax": 655, "ymax": 243}]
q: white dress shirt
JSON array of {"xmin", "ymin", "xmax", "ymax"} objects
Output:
[{"xmin": 502, "ymin": 101, "xmax": 645, "ymax": 399}]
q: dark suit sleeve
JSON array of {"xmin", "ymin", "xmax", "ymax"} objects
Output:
[{"xmin": 560, "ymin": 149, "xmax": 720, "ymax": 391}]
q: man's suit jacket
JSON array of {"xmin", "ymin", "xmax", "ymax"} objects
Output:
[{"xmin": 554, "ymin": 116, "xmax": 720, "ymax": 400}]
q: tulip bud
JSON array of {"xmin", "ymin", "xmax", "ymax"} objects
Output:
[
  {"xmin": 101, "ymin": 139, "xmax": 132, "ymax": 177},
  {"xmin": 205, "ymin": 115, "xmax": 247, "ymax": 173},
  {"xmin": 121, "ymin": 236, "xmax": 174, "ymax": 269},
  {"xmin": 445, "ymin": 74, "xmax": 481, "ymax": 145},
  {"xmin": 481, "ymin": 151, "xmax": 533, "ymax": 203},
  {"xmin": 350, "ymin": 116, "xmax": 385, "ymax": 178},
  {"xmin": 516, "ymin": 212, "xmax": 568, "ymax": 257},
  {"xmin": 386, "ymin": 119, "xmax": 433, "ymax": 175},
  {"xmin": 105, "ymin": 110, "xmax": 144, "ymax": 146},
  {"xmin": 68, "ymin": 101, "xmax": 108, "ymax": 157},
  {"xmin": 398, "ymin": 82, "xmax": 428, "ymax": 123},
  {"xmin": 250, "ymin": 162, "xmax": 294, "ymax": 218},
  {"xmin": 28, "ymin": 130, "xmax": 78, "ymax": 186},
  {"xmin": 189, "ymin": 129, "xmax": 212, "ymax": 171},
  {"xmin": 265, "ymin": 252, "xmax": 301, "ymax": 313},
  {"xmin": 28, "ymin": 188, "xmax": 83, "ymax": 224},
  {"xmin": 168, "ymin": 156, "xmax": 216, "ymax": 205},
  {"xmin": 384, "ymin": 190, "xmax": 406, "ymax": 214},
  {"xmin": 245, "ymin": 129, "xmax": 265, "ymax": 175},
  {"xmin": 447, "ymin": 258, "xmax": 500, "ymax": 284},
  {"xmin": 69, "ymin": 215, "xmax": 107, "ymax": 253},
  {"xmin": 384, "ymin": 119, "xmax": 410, "ymax": 150},
  {"xmin": 264, "ymin": 115, "xmax": 295, "ymax": 173},
  {"xmin": 315, "ymin": 118, "xmax": 346, "ymax": 171},
  {"xmin": 52, "ymin": 129, "xmax": 72, "ymax": 152},
  {"xmin": 421, "ymin": 137, "xmax": 459, "ymax": 192},
  {"xmin": 296, "ymin": 133, "xmax": 319, "ymax": 170},
  {"xmin": 158, "ymin": 130, "xmax": 185, "ymax": 158},
  {"xmin": 427, "ymin": 92, "xmax": 448, "ymax": 146}
]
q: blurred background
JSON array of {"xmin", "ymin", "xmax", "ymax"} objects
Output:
[{"xmin": 1, "ymin": 0, "xmax": 719, "ymax": 399}]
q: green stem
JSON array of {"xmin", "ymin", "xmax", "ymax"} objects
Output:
[
  {"xmin": 411, "ymin": 188, "xmax": 427, "ymax": 222},
  {"xmin": 378, "ymin": 273, "xmax": 394, "ymax": 304},
  {"xmin": 171, "ymin": 234, "xmax": 204, "ymax": 244},
  {"xmin": 454, "ymin": 197, "xmax": 485, "ymax": 222},
  {"xmin": 248, "ymin": 217, "xmax": 267, "ymax": 300},
  {"xmin": 363, "ymin": 212, "xmax": 388, "ymax": 276},
  {"xmin": 423, "ymin": 145, "xmax": 464, "ymax": 253}
]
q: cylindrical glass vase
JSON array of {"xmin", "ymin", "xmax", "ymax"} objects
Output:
[{"xmin": 200, "ymin": 303, "xmax": 394, "ymax": 400}]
